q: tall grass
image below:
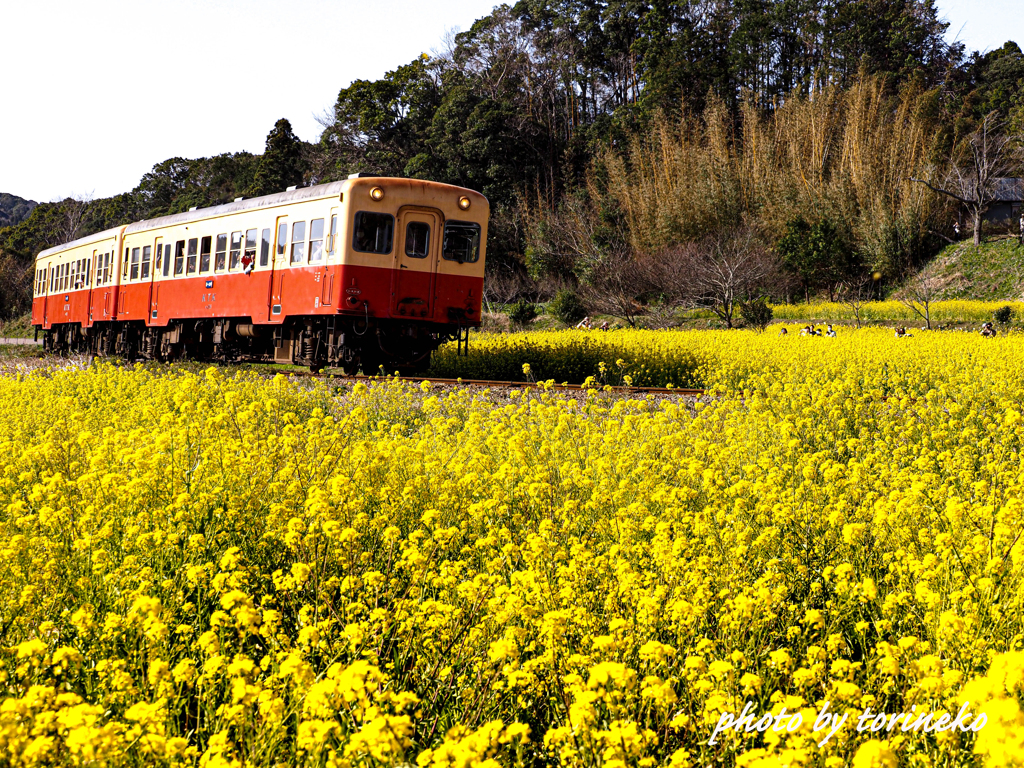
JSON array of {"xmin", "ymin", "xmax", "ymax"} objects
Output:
[{"xmin": 531, "ymin": 75, "xmax": 949, "ymax": 279}]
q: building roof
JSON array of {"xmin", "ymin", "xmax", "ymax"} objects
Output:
[{"xmin": 992, "ymin": 178, "xmax": 1024, "ymax": 202}]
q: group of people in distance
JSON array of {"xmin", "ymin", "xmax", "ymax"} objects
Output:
[
  {"xmin": 575, "ymin": 316, "xmax": 610, "ymax": 330},
  {"xmin": 778, "ymin": 322, "xmax": 999, "ymax": 338},
  {"xmin": 779, "ymin": 324, "xmax": 837, "ymax": 337}
]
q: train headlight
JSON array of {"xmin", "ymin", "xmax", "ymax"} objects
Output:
[
  {"xmin": 370, "ymin": 186, "xmax": 384, "ymax": 202},
  {"xmin": 458, "ymin": 196, "xmax": 471, "ymax": 210}
]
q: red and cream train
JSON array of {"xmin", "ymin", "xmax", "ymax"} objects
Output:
[{"xmin": 31, "ymin": 175, "xmax": 488, "ymax": 372}]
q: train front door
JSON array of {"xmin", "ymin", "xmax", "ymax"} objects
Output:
[{"xmin": 391, "ymin": 208, "xmax": 440, "ymax": 319}]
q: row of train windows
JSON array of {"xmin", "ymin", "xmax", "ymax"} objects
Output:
[
  {"xmin": 277, "ymin": 215, "xmax": 338, "ymax": 264},
  {"xmin": 124, "ymin": 229, "xmax": 271, "ymax": 280},
  {"xmin": 36, "ymin": 251, "xmax": 113, "ymax": 296},
  {"xmin": 35, "ymin": 213, "xmax": 480, "ymax": 296},
  {"xmin": 352, "ymin": 213, "xmax": 482, "ymax": 263},
  {"xmin": 123, "ymin": 215, "xmax": 341, "ymax": 280}
]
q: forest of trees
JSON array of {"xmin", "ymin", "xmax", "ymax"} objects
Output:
[{"xmin": 2, "ymin": 0, "xmax": 1022, "ymax": 323}]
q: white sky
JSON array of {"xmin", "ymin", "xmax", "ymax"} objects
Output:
[{"xmin": 0, "ymin": 0, "xmax": 1020, "ymax": 204}]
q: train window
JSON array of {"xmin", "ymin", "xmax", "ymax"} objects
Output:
[
  {"xmin": 215, "ymin": 234, "xmax": 227, "ymax": 271},
  {"xmin": 174, "ymin": 241, "xmax": 185, "ymax": 276},
  {"xmin": 229, "ymin": 231, "xmax": 242, "ymax": 270},
  {"xmin": 442, "ymin": 221, "xmax": 481, "ymax": 263},
  {"xmin": 309, "ymin": 219, "xmax": 324, "ymax": 263},
  {"xmin": 141, "ymin": 247, "xmax": 151, "ymax": 279},
  {"xmin": 163, "ymin": 246, "xmax": 170, "ymax": 277},
  {"xmin": 130, "ymin": 248, "xmax": 140, "ymax": 280},
  {"xmin": 244, "ymin": 229, "xmax": 257, "ymax": 270},
  {"xmin": 327, "ymin": 214, "xmax": 338, "ymax": 255},
  {"xmin": 260, "ymin": 229, "xmax": 270, "ymax": 267},
  {"xmin": 199, "ymin": 236, "xmax": 212, "ymax": 273},
  {"xmin": 405, "ymin": 222, "xmax": 430, "ymax": 258},
  {"xmin": 187, "ymin": 238, "xmax": 198, "ymax": 274},
  {"xmin": 290, "ymin": 221, "xmax": 306, "ymax": 264},
  {"xmin": 277, "ymin": 221, "xmax": 288, "ymax": 256},
  {"xmin": 155, "ymin": 245, "xmax": 162, "ymax": 274},
  {"xmin": 352, "ymin": 212, "xmax": 394, "ymax": 254},
  {"xmin": 87, "ymin": 258, "xmax": 92, "ymax": 286},
  {"xmin": 124, "ymin": 248, "xmax": 129, "ymax": 278}
]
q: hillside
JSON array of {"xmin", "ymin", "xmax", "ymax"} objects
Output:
[
  {"xmin": 0, "ymin": 193, "xmax": 37, "ymax": 228},
  {"xmin": 914, "ymin": 236, "xmax": 1024, "ymax": 300}
]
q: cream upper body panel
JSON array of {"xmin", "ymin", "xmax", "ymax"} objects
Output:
[
  {"xmin": 341, "ymin": 177, "xmax": 488, "ymax": 276},
  {"xmin": 34, "ymin": 178, "xmax": 489, "ymax": 294}
]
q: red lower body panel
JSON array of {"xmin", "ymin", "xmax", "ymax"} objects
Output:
[{"xmin": 38, "ymin": 264, "xmax": 484, "ymax": 329}]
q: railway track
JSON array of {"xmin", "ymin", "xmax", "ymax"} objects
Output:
[{"xmin": 281, "ymin": 369, "xmax": 707, "ymax": 396}]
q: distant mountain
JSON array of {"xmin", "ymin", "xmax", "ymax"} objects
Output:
[{"xmin": 0, "ymin": 193, "xmax": 38, "ymax": 228}]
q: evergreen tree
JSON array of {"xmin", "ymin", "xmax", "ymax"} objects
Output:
[{"xmin": 249, "ymin": 119, "xmax": 306, "ymax": 197}]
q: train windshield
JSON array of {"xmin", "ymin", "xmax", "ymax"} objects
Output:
[
  {"xmin": 442, "ymin": 221, "xmax": 481, "ymax": 263},
  {"xmin": 353, "ymin": 212, "xmax": 394, "ymax": 254}
]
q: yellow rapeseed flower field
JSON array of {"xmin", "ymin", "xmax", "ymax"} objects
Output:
[{"xmin": 2, "ymin": 327, "xmax": 1024, "ymax": 767}]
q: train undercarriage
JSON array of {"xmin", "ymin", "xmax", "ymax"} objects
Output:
[{"xmin": 41, "ymin": 316, "xmax": 468, "ymax": 374}]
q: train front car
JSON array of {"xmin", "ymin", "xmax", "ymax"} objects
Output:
[{"xmin": 326, "ymin": 176, "xmax": 488, "ymax": 373}]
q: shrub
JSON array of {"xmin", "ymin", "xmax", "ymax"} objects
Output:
[
  {"xmin": 994, "ymin": 305, "xmax": 1013, "ymax": 325},
  {"xmin": 740, "ymin": 297, "xmax": 774, "ymax": 331},
  {"xmin": 548, "ymin": 289, "xmax": 588, "ymax": 326},
  {"xmin": 507, "ymin": 300, "xmax": 539, "ymax": 329}
]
